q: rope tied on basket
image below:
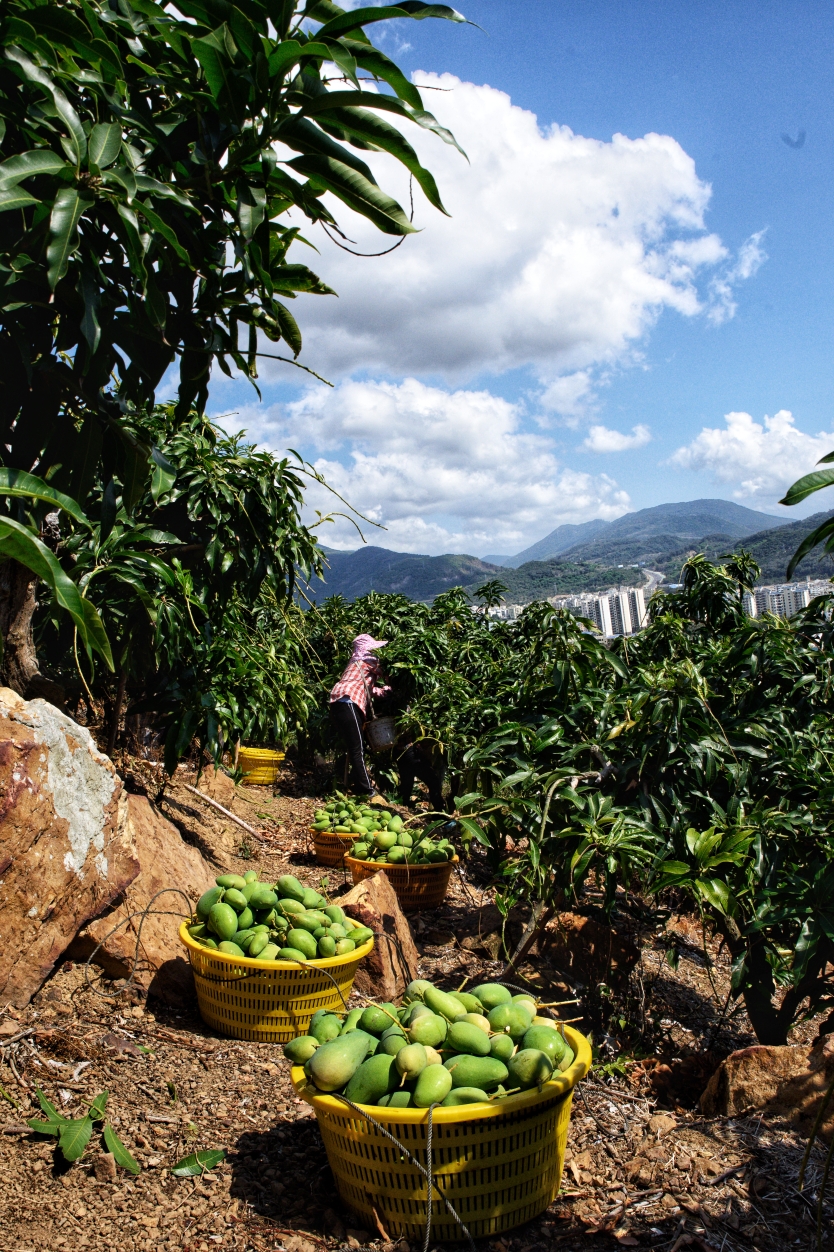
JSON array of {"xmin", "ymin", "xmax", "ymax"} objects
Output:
[
  {"xmin": 331, "ymin": 1094, "xmax": 476, "ymax": 1252},
  {"xmin": 83, "ymin": 887, "xmax": 197, "ymax": 999}
]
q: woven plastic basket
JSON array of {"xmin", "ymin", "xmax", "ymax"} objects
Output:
[
  {"xmin": 311, "ymin": 827, "xmax": 355, "ymax": 868},
  {"xmin": 344, "ymin": 854, "xmax": 457, "ymax": 911},
  {"xmin": 238, "ymin": 746, "xmax": 285, "ymax": 785},
  {"xmin": 180, "ymin": 922, "xmax": 373, "ymax": 1042},
  {"xmin": 292, "ymin": 1024, "xmax": 590, "ymax": 1242}
]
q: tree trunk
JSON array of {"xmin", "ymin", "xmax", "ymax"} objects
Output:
[{"xmin": 0, "ymin": 558, "xmax": 64, "ymax": 704}]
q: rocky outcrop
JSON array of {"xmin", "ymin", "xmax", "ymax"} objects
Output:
[
  {"xmin": 71, "ymin": 795, "xmax": 218, "ymax": 1004},
  {"xmin": 701, "ymin": 1038, "xmax": 834, "ymax": 1140},
  {"xmin": 339, "ymin": 871, "xmax": 419, "ymax": 1002},
  {"xmin": 0, "ymin": 687, "xmax": 139, "ymax": 1006}
]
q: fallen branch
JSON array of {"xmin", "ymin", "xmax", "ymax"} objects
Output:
[{"xmin": 179, "ymin": 783, "xmax": 268, "ymax": 840}]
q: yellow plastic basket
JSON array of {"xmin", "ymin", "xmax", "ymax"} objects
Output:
[
  {"xmin": 344, "ymin": 854, "xmax": 458, "ymax": 911},
  {"xmin": 238, "ymin": 745, "xmax": 285, "ymax": 785},
  {"xmin": 292, "ymin": 1025, "xmax": 590, "ymax": 1242},
  {"xmin": 180, "ymin": 922, "xmax": 373, "ymax": 1042},
  {"xmin": 310, "ymin": 827, "xmax": 355, "ymax": 868}
]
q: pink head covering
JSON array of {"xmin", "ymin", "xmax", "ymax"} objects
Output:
[{"xmin": 351, "ymin": 633, "xmax": 388, "ymax": 663}]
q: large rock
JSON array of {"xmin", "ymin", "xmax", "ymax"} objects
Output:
[
  {"xmin": 701, "ymin": 1037, "xmax": 834, "ymax": 1141},
  {"xmin": 71, "ymin": 795, "xmax": 218, "ymax": 1004},
  {"xmin": 339, "ymin": 871, "xmax": 419, "ymax": 1002},
  {"xmin": 0, "ymin": 687, "xmax": 139, "ymax": 1006}
]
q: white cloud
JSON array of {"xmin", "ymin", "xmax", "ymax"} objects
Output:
[
  {"xmin": 582, "ymin": 423, "xmax": 651, "ymax": 453},
  {"xmin": 670, "ymin": 409, "xmax": 834, "ymax": 505},
  {"xmin": 232, "ymin": 378, "xmax": 631, "ymax": 554},
  {"xmin": 269, "ymin": 74, "xmax": 760, "ymax": 390},
  {"xmin": 707, "ymin": 230, "xmax": 769, "ymax": 324}
]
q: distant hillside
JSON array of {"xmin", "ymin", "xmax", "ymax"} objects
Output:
[
  {"xmin": 667, "ymin": 509, "xmax": 834, "ymax": 583},
  {"xmin": 305, "ymin": 546, "xmax": 501, "ymax": 603},
  {"xmin": 306, "ymin": 544, "xmax": 645, "ymax": 604},
  {"xmin": 496, "ymin": 499, "xmax": 789, "ymax": 568}
]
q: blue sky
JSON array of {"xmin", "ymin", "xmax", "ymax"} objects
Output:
[{"xmin": 208, "ymin": 0, "xmax": 834, "ymax": 556}]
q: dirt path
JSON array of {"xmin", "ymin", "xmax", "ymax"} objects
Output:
[{"xmin": 0, "ymin": 765, "xmax": 830, "ymax": 1252}]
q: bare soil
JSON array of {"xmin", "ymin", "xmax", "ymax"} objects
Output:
[{"xmin": 0, "ymin": 760, "xmax": 831, "ymax": 1252}]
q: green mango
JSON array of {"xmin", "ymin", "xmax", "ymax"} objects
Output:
[
  {"xmin": 284, "ymin": 1035, "xmax": 320, "ymax": 1064},
  {"xmin": 286, "ymin": 928, "xmax": 318, "ymax": 960},
  {"xmin": 234, "ymin": 928, "xmax": 255, "ymax": 950},
  {"xmin": 471, "ymin": 983, "xmax": 512, "ymax": 1011},
  {"xmin": 395, "ymin": 1042, "xmax": 427, "ymax": 1081},
  {"xmin": 350, "ymin": 926, "xmax": 374, "ymax": 946},
  {"xmin": 340, "ymin": 1008, "xmax": 365, "ymax": 1033},
  {"xmin": 236, "ymin": 907, "xmax": 254, "ymax": 931},
  {"xmin": 446, "ymin": 1021, "xmax": 491, "ymax": 1058},
  {"xmin": 512, "ymin": 994, "xmax": 538, "ymax": 1016},
  {"xmin": 243, "ymin": 870, "xmax": 259, "ymax": 884},
  {"xmin": 424, "ymin": 986, "xmax": 467, "ymax": 1022},
  {"xmin": 208, "ymin": 902, "xmax": 239, "ymax": 942},
  {"xmin": 344, "ymin": 1053, "xmax": 400, "ymax": 1105},
  {"xmin": 334, "ymin": 939, "xmax": 356, "ymax": 955},
  {"xmin": 257, "ymin": 944, "xmax": 280, "ymax": 961},
  {"xmin": 217, "ymin": 940, "xmax": 245, "ymax": 957},
  {"xmin": 413, "ymin": 1064, "xmax": 453, "ymax": 1107},
  {"xmin": 216, "ymin": 874, "xmax": 247, "ymax": 890},
  {"xmin": 318, "ymin": 936, "xmax": 336, "ymax": 958},
  {"xmin": 408, "ymin": 1013, "xmax": 447, "ymax": 1048},
  {"xmin": 310, "ymin": 1008, "xmax": 330, "ymax": 1029},
  {"xmin": 249, "ymin": 888, "xmax": 278, "ymax": 910},
  {"xmin": 387, "ymin": 847, "xmax": 407, "ymax": 864},
  {"xmin": 379, "ymin": 1030, "xmax": 408, "ymax": 1056},
  {"xmin": 223, "ymin": 888, "xmax": 249, "ymax": 913},
  {"xmin": 301, "ymin": 888, "xmax": 324, "ymax": 909},
  {"xmin": 310, "ymin": 1013, "xmax": 343, "ymax": 1043},
  {"xmin": 389, "ymin": 815, "xmax": 404, "ymax": 832},
  {"xmin": 277, "ymin": 946, "xmax": 308, "ymax": 962},
  {"xmin": 449, "ymin": 991, "xmax": 482, "ymax": 1014},
  {"xmin": 487, "ymin": 1003, "xmax": 533, "ymax": 1041},
  {"xmin": 396, "ymin": 832, "xmax": 413, "ymax": 848},
  {"xmin": 329, "ymin": 924, "xmax": 347, "ymax": 940},
  {"xmin": 360, "ymin": 1004, "xmax": 399, "ymax": 1036},
  {"xmin": 248, "ymin": 931, "xmax": 269, "ymax": 957},
  {"xmin": 400, "ymin": 976, "xmax": 428, "ymax": 1006},
  {"xmin": 441, "ymin": 1087, "xmax": 490, "ymax": 1106},
  {"xmin": 374, "ymin": 831, "xmax": 397, "ymax": 851},
  {"xmin": 558, "ymin": 1045, "xmax": 575, "ymax": 1072},
  {"xmin": 278, "ymin": 898, "xmax": 306, "ymax": 916},
  {"xmin": 197, "ymin": 937, "xmax": 218, "ymax": 950},
  {"xmin": 378, "ymin": 1090, "xmax": 414, "ymax": 1108},
  {"xmin": 308, "ymin": 1031, "xmax": 372, "ymax": 1092},
  {"xmin": 352, "ymin": 1028, "xmax": 380, "ymax": 1057},
  {"xmin": 444, "ymin": 1055, "xmax": 509, "ymax": 1091},
  {"xmin": 522, "ymin": 1025, "xmax": 569, "ymax": 1066},
  {"xmin": 276, "ymin": 875, "xmax": 306, "ymax": 903},
  {"xmin": 187, "ymin": 922, "xmax": 207, "ymax": 939},
  {"xmin": 489, "ymin": 1033, "xmax": 515, "ymax": 1062},
  {"xmin": 324, "ymin": 906, "xmax": 345, "ymax": 925},
  {"xmin": 507, "ymin": 1048, "xmax": 553, "ymax": 1090},
  {"xmin": 408, "ymin": 1002, "xmax": 434, "ymax": 1024},
  {"xmin": 462, "ymin": 1012, "xmax": 491, "ymax": 1034},
  {"xmin": 294, "ymin": 912, "xmax": 326, "ymax": 934},
  {"xmin": 196, "ymin": 887, "xmax": 224, "ymax": 920}
]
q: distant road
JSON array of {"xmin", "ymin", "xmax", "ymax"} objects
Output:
[{"xmin": 643, "ymin": 569, "xmax": 666, "ymax": 594}]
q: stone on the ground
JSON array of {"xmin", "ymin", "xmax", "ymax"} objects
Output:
[
  {"xmin": 700, "ymin": 1042, "xmax": 810, "ymax": 1117},
  {"xmin": 71, "ymin": 795, "xmax": 218, "ymax": 1003},
  {"xmin": 197, "ymin": 764, "xmax": 237, "ymax": 808},
  {"xmin": 701, "ymin": 1035, "xmax": 834, "ymax": 1140},
  {"xmin": 339, "ymin": 870, "xmax": 419, "ymax": 1001},
  {"xmin": 0, "ymin": 687, "xmax": 139, "ymax": 1007}
]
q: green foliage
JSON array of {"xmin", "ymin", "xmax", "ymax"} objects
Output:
[
  {"xmin": 303, "ymin": 556, "xmax": 834, "ymax": 1045},
  {"xmin": 27, "ymin": 1087, "xmax": 139, "ymax": 1170}
]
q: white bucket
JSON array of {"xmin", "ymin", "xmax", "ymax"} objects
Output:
[{"xmin": 365, "ymin": 715, "xmax": 397, "ymax": 753}]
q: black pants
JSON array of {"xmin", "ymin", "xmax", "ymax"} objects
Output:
[
  {"xmin": 398, "ymin": 744, "xmax": 445, "ymax": 811},
  {"xmin": 329, "ymin": 700, "xmax": 374, "ymax": 794}
]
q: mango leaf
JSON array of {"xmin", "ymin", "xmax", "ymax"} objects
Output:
[
  {"xmin": 779, "ymin": 464, "xmax": 834, "ymax": 507},
  {"xmin": 150, "ymin": 447, "xmax": 177, "ymax": 502},
  {"xmin": 88, "ymin": 122, "xmax": 122, "ymax": 169},
  {"xmin": 0, "ymin": 468, "xmax": 91, "ymax": 526},
  {"xmin": 0, "ymin": 518, "xmax": 113, "ymax": 667},
  {"xmin": 456, "ymin": 815, "xmax": 490, "ymax": 847},
  {"xmin": 34, "ymin": 1088, "xmax": 69, "ymax": 1125},
  {"xmin": 0, "ymin": 149, "xmax": 68, "ymax": 186},
  {"xmin": 696, "ymin": 877, "xmax": 731, "ymax": 915},
  {"xmin": 88, "ymin": 1090, "xmax": 109, "ymax": 1120},
  {"xmin": 0, "ymin": 186, "xmax": 39, "ymax": 212},
  {"xmin": 171, "ymin": 1148, "xmax": 226, "ymax": 1176},
  {"xmin": 59, "ymin": 1116, "xmax": 93, "ymax": 1162},
  {"xmin": 47, "ymin": 188, "xmax": 92, "ymax": 289},
  {"xmin": 103, "ymin": 1122, "xmax": 141, "ymax": 1174},
  {"xmin": 27, "ymin": 1117, "xmax": 62, "ymax": 1136},
  {"xmin": 286, "ymin": 155, "xmax": 415, "ymax": 235},
  {"xmin": 316, "ymin": 5, "xmax": 466, "ymax": 41}
]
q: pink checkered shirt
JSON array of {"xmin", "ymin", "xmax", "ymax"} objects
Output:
[{"xmin": 329, "ymin": 658, "xmax": 385, "ymax": 715}]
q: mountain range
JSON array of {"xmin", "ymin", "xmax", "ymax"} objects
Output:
[{"xmin": 306, "ymin": 499, "xmax": 834, "ymax": 605}]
